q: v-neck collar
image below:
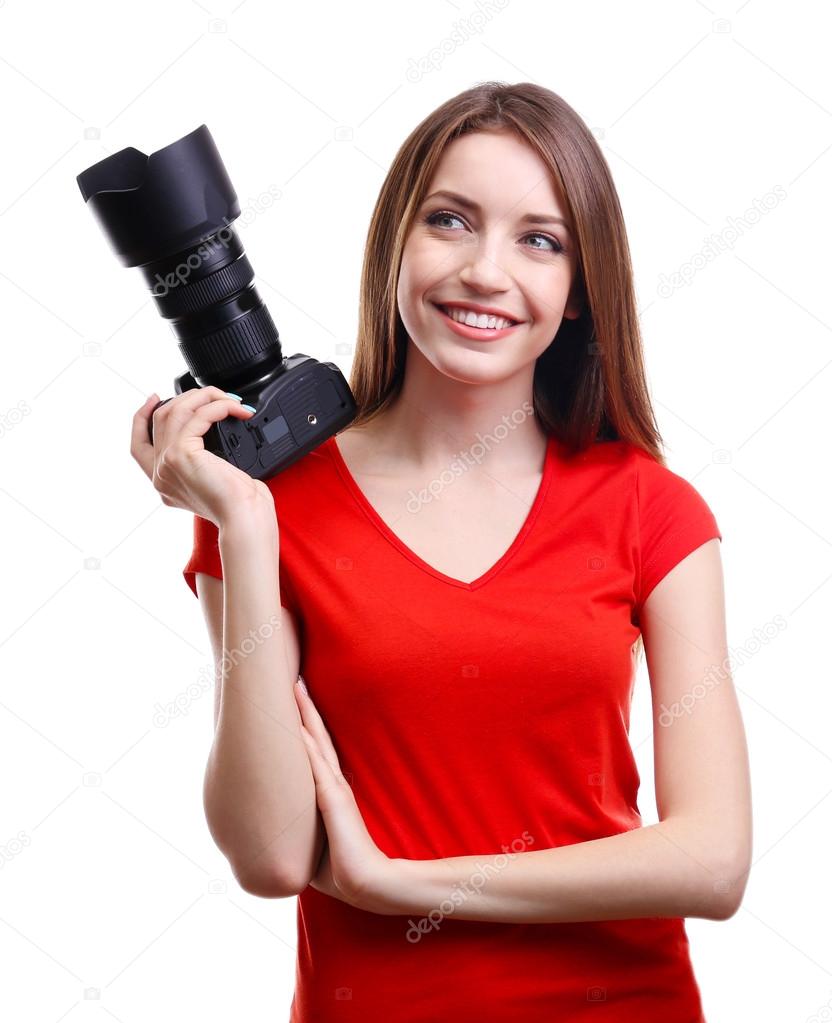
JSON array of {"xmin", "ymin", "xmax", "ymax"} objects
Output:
[{"xmin": 326, "ymin": 432, "xmax": 556, "ymax": 591}]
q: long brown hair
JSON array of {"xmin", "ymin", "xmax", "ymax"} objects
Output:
[{"xmin": 348, "ymin": 79, "xmax": 666, "ymax": 466}]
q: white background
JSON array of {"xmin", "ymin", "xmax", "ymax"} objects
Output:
[{"xmin": 1, "ymin": 0, "xmax": 828, "ymax": 1020}]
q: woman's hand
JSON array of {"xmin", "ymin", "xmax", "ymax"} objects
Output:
[
  {"xmin": 293, "ymin": 679, "xmax": 398, "ymax": 912},
  {"xmin": 130, "ymin": 388, "xmax": 272, "ymax": 528}
]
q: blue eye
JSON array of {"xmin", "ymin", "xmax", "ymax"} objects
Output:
[
  {"xmin": 425, "ymin": 210, "xmax": 465, "ymax": 230},
  {"xmin": 423, "ymin": 210, "xmax": 564, "ymax": 254},
  {"xmin": 524, "ymin": 232, "xmax": 563, "ymax": 254}
]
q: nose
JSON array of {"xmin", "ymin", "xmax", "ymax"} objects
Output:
[{"xmin": 457, "ymin": 241, "xmax": 512, "ymax": 293}]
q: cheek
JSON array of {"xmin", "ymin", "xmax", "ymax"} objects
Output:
[
  {"xmin": 402, "ymin": 238, "xmax": 441, "ymax": 284},
  {"xmin": 525, "ymin": 267, "xmax": 572, "ymax": 322},
  {"xmin": 398, "ymin": 241, "xmax": 444, "ymax": 311}
]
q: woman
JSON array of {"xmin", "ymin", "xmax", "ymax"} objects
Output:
[{"xmin": 133, "ymin": 81, "xmax": 752, "ymax": 1022}]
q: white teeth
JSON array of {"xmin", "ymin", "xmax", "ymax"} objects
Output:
[{"xmin": 442, "ymin": 306, "xmax": 514, "ymax": 330}]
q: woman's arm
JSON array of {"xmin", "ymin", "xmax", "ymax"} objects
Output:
[
  {"xmin": 309, "ymin": 539, "xmax": 753, "ymax": 923},
  {"xmin": 200, "ymin": 504, "xmax": 325, "ymax": 898},
  {"xmin": 374, "ymin": 812, "xmax": 744, "ymax": 922}
]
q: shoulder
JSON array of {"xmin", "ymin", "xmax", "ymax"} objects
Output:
[
  {"xmin": 622, "ymin": 445, "xmax": 722, "ymax": 615},
  {"xmin": 567, "ymin": 438, "xmax": 711, "ymax": 509},
  {"xmin": 261, "ymin": 437, "xmax": 347, "ymax": 547},
  {"xmin": 624, "ymin": 444, "xmax": 719, "ymax": 531},
  {"xmin": 552, "ymin": 436, "xmax": 722, "ymax": 619},
  {"xmin": 264, "ymin": 437, "xmax": 337, "ymax": 500},
  {"xmin": 554, "ymin": 436, "xmax": 639, "ymax": 495}
]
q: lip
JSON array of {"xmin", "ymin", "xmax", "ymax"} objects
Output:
[{"xmin": 432, "ymin": 302, "xmax": 523, "ymax": 341}]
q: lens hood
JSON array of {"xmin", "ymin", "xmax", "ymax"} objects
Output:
[{"xmin": 76, "ymin": 124, "xmax": 240, "ymax": 268}]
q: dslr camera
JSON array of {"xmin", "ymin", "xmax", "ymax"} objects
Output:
[{"xmin": 76, "ymin": 124, "xmax": 356, "ymax": 480}]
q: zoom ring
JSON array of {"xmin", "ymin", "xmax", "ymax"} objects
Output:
[
  {"xmin": 153, "ymin": 254, "xmax": 254, "ymax": 318},
  {"xmin": 179, "ymin": 303, "xmax": 280, "ymax": 379}
]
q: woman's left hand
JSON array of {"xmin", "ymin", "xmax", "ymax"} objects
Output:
[{"xmin": 293, "ymin": 679, "xmax": 399, "ymax": 913}]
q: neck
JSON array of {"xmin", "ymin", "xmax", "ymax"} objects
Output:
[{"xmin": 352, "ymin": 339, "xmax": 548, "ymax": 475}]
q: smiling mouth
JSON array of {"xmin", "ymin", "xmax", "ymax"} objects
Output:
[{"xmin": 432, "ymin": 303, "xmax": 523, "ymax": 329}]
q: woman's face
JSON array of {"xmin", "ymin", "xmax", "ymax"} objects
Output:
[{"xmin": 396, "ymin": 128, "xmax": 582, "ymax": 386}]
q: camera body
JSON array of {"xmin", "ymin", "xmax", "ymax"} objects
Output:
[{"xmin": 172, "ymin": 354, "xmax": 355, "ymax": 479}]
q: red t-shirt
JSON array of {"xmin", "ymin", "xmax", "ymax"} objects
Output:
[{"xmin": 183, "ymin": 432, "xmax": 721, "ymax": 1022}]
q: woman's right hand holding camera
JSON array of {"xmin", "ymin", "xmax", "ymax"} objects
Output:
[{"xmin": 130, "ymin": 387, "xmax": 274, "ymax": 530}]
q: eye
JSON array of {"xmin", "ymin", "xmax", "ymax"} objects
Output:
[
  {"xmin": 423, "ymin": 210, "xmax": 564, "ymax": 254},
  {"xmin": 524, "ymin": 232, "xmax": 564, "ymax": 254},
  {"xmin": 424, "ymin": 210, "xmax": 465, "ymax": 230}
]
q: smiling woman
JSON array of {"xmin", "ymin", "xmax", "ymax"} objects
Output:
[{"xmin": 183, "ymin": 80, "xmax": 749, "ymax": 1023}]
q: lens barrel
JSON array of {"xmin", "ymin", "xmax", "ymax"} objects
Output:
[{"xmin": 139, "ymin": 226, "xmax": 282, "ymax": 391}]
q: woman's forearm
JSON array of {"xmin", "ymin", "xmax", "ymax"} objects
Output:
[
  {"xmin": 375, "ymin": 818, "xmax": 746, "ymax": 924},
  {"xmin": 202, "ymin": 505, "xmax": 323, "ymax": 897}
]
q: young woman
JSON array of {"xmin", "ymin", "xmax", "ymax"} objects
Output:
[{"xmin": 133, "ymin": 81, "xmax": 752, "ymax": 1022}]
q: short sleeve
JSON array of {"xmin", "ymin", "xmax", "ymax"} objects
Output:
[
  {"xmin": 635, "ymin": 454, "xmax": 722, "ymax": 615},
  {"xmin": 182, "ymin": 514, "xmax": 222, "ymax": 598},
  {"xmin": 182, "ymin": 513, "xmax": 302, "ymax": 620}
]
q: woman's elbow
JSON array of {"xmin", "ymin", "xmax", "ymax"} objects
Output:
[
  {"xmin": 227, "ymin": 818, "xmax": 326, "ymax": 899},
  {"xmin": 234, "ymin": 860, "xmax": 312, "ymax": 899},
  {"xmin": 708, "ymin": 849, "xmax": 751, "ymax": 920}
]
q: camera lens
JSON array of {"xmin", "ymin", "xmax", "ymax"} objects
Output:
[{"xmin": 76, "ymin": 124, "xmax": 282, "ymax": 393}]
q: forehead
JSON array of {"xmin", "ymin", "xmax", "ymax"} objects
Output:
[{"xmin": 425, "ymin": 130, "xmax": 567, "ymax": 220}]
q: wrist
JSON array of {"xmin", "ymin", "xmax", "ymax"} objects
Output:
[
  {"xmin": 217, "ymin": 494, "xmax": 278, "ymax": 548},
  {"xmin": 362, "ymin": 858, "xmax": 422, "ymax": 916}
]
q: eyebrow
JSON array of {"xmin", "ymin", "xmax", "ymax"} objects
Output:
[{"xmin": 422, "ymin": 189, "xmax": 571, "ymax": 233}]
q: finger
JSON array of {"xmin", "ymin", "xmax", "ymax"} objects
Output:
[
  {"xmin": 150, "ymin": 386, "xmax": 252, "ymax": 450},
  {"xmin": 295, "ymin": 682, "xmax": 344, "ymax": 775},
  {"xmin": 130, "ymin": 394, "xmax": 160, "ymax": 479},
  {"xmin": 300, "ymin": 726, "xmax": 343, "ymax": 798},
  {"xmin": 164, "ymin": 396, "xmax": 256, "ymax": 448},
  {"xmin": 294, "ymin": 681, "xmax": 334, "ymax": 746},
  {"xmin": 156, "ymin": 385, "xmax": 239, "ymax": 417}
]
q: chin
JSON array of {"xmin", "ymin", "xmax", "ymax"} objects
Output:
[{"xmin": 418, "ymin": 339, "xmax": 522, "ymax": 386}]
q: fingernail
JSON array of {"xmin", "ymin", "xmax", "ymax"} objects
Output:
[
  {"xmin": 241, "ymin": 404, "xmax": 256, "ymax": 413},
  {"xmin": 225, "ymin": 392, "xmax": 243, "ymax": 402},
  {"xmin": 297, "ymin": 677, "xmax": 308, "ymax": 694}
]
